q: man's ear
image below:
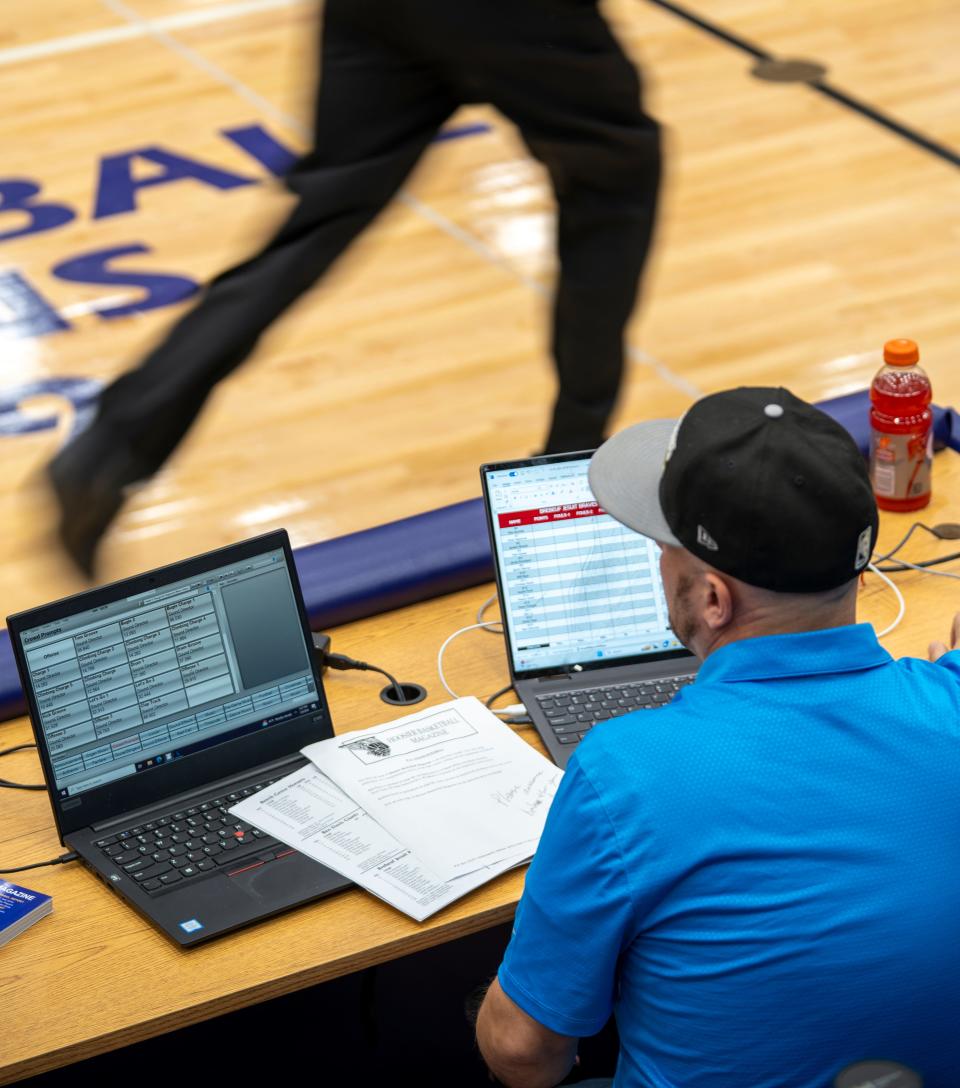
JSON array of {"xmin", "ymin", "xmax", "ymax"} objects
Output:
[{"xmin": 701, "ymin": 571, "xmax": 734, "ymax": 631}]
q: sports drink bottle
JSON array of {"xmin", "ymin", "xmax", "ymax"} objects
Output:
[{"xmin": 869, "ymin": 338, "xmax": 932, "ymax": 511}]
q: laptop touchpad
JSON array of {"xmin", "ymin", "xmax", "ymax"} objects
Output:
[{"xmin": 228, "ymin": 854, "xmax": 337, "ymax": 902}]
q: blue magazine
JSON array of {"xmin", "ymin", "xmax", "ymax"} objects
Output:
[{"xmin": 0, "ymin": 881, "xmax": 52, "ymax": 946}]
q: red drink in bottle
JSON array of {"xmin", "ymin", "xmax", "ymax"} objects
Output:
[{"xmin": 869, "ymin": 338, "xmax": 932, "ymax": 512}]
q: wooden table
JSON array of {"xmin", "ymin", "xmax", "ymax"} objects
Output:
[{"xmin": 2, "ymin": 452, "xmax": 957, "ymax": 1084}]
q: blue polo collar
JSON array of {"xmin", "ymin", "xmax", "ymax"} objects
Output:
[{"xmin": 696, "ymin": 623, "xmax": 892, "ymax": 684}]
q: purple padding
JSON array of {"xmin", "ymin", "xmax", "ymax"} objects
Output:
[{"xmin": 2, "ymin": 392, "xmax": 956, "ymax": 725}]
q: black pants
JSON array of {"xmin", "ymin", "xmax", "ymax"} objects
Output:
[{"xmin": 94, "ymin": 0, "xmax": 661, "ymax": 474}]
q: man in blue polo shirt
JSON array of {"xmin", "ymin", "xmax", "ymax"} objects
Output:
[{"xmin": 476, "ymin": 387, "xmax": 960, "ymax": 1087}]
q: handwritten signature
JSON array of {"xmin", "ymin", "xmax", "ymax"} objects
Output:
[{"xmin": 491, "ymin": 771, "xmax": 556, "ymax": 815}]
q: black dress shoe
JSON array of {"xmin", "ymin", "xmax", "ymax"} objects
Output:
[{"xmin": 46, "ymin": 428, "xmax": 146, "ymax": 579}]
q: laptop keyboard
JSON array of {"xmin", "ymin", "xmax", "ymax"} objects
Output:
[
  {"xmin": 93, "ymin": 777, "xmax": 287, "ymax": 896},
  {"xmin": 536, "ymin": 675, "xmax": 695, "ymax": 747}
]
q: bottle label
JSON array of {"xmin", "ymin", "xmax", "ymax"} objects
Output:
[{"xmin": 870, "ymin": 429, "xmax": 932, "ymax": 500}]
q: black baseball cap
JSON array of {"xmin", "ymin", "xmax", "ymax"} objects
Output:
[{"xmin": 588, "ymin": 387, "xmax": 878, "ymax": 593}]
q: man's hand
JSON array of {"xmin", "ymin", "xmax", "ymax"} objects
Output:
[
  {"xmin": 476, "ymin": 977, "xmax": 579, "ymax": 1088},
  {"xmin": 928, "ymin": 611, "xmax": 960, "ymax": 661}
]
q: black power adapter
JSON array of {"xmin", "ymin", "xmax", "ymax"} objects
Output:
[{"xmin": 311, "ymin": 633, "xmax": 333, "ymax": 671}]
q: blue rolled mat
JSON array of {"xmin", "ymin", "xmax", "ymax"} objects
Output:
[
  {"xmin": 293, "ymin": 497, "xmax": 492, "ymax": 630},
  {"xmin": 1, "ymin": 390, "xmax": 956, "ymax": 725},
  {"xmin": 0, "ymin": 630, "xmax": 23, "ymax": 723},
  {"xmin": 816, "ymin": 390, "xmax": 960, "ymax": 457}
]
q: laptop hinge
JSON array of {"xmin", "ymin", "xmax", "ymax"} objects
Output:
[
  {"xmin": 536, "ymin": 666, "xmax": 586, "ymax": 682},
  {"xmin": 90, "ymin": 752, "xmax": 305, "ymax": 831}
]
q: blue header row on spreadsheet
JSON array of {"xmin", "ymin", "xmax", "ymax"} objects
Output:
[
  {"xmin": 483, "ymin": 457, "xmax": 683, "ymax": 674},
  {"xmin": 18, "ymin": 547, "xmax": 317, "ymax": 799}
]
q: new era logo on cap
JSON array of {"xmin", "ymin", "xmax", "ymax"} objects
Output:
[
  {"xmin": 855, "ymin": 526, "xmax": 872, "ymax": 571},
  {"xmin": 697, "ymin": 525, "xmax": 719, "ymax": 551}
]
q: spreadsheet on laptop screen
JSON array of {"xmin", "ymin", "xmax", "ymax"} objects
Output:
[
  {"xmin": 485, "ymin": 458, "xmax": 683, "ymax": 673},
  {"xmin": 19, "ymin": 548, "xmax": 319, "ymax": 799}
]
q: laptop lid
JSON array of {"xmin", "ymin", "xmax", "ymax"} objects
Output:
[
  {"xmin": 7, "ymin": 530, "xmax": 332, "ymax": 844},
  {"xmin": 480, "ymin": 451, "xmax": 695, "ymax": 681}
]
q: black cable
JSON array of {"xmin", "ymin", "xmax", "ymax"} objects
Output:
[
  {"xmin": 0, "ymin": 851, "xmax": 79, "ymax": 875},
  {"xmin": 872, "ymin": 521, "xmax": 931, "ymax": 565},
  {"xmin": 0, "ymin": 742, "xmax": 44, "ymax": 790},
  {"xmin": 483, "ymin": 684, "xmax": 532, "ymax": 726},
  {"xmin": 871, "ymin": 522, "xmax": 960, "ymax": 564},
  {"xmin": 335, "ymin": 658, "xmax": 406, "ymax": 704},
  {"xmin": 315, "ymin": 639, "xmax": 402, "ymax": 700},
  {"xmin": 870, "ymin": 520, "xmax": 960, "ymax": 574},
  {"xmin": 484, "ymin": 684, "xmax": 514, "ymax": 710},
  {"xmin": 312, "ymin": 633, "xmax": 427, "ymax": 705},
  {"xmin": 0, "ymin": 744, "xmax": 37, "ymax": 757},
  {"xmin": 876, "ymin": 550, "xmax": 960, "ymax": 574}
]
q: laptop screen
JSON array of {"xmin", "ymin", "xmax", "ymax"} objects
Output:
[
  {"xmin": 482, "ymin": 453, "xmax": 686, "ymax": 676},
  {"xmin": 16, "ymin": 545, "xmax": 319, "ymax": 801}
]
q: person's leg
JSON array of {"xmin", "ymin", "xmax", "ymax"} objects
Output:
[
  {"xmin": 49, "ymin": 0, "xmax": 456, "ymax": 573},
  {"xmin": 472, "ymin": 0, "xmax": 661, "ymax": 453}
]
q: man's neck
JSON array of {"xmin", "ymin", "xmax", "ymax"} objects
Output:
[{"xmin": 697, "ymin": 597, "xmax": 859, "ymax": 661}]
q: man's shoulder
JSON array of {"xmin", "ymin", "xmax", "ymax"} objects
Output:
[
  {"xmin": 900, "ymin": 647, "xmax": 960, "ymax": 683},
  {"xmin": 573, "ymin": 644, "xmax": 960, "ymax": 791},
  {"xmin": 892, "ymin": 650, "xmax": 960, "ymax": 730},
  {"xmin": 872, "ymin": 646, "xmax": 960, "ymax": 709}
]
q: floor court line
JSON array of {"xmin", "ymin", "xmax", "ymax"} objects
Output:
[
  {"xmin": 0, "ymin": 0, "xmax": 311, "ymax": 69},
  {"xmin": 642, "ymin": 0, "xmax": 960, "ymax": 170},
  {"xmin": 95, "ymin": 0, "xmax": 699, "ymax": 401}
]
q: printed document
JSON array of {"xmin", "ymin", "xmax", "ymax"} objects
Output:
[
  {"xmin": 230, "ymin": 764, "xmax": 522, "ymax": 922},
  {"xmin": 302, "ymin": 697, "xmax": 562, "ymax": 882}
]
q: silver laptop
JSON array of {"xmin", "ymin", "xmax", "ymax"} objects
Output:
[
  {"xmin": 7, "ymin": 530, "xmax": 351, "ymax": 947},
  {"xmin": 480, "ymin": 451, "xmax": 698, "ymax": 767}
]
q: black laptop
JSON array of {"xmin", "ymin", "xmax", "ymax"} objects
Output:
[
  {"xmin": 480, "ymin": 451, "xmax": 699, "ymax": 767},
  {"xmin": 7, "ymin": 530, "xmax": 350, "ymax": 947}
]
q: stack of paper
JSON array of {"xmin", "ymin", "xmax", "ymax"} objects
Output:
[{"xmin": 230, "ymin": 697, "xmax": 562, "ymax": 921}]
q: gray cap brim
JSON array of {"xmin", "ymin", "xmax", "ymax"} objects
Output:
[{"xmin": 588, "ymin": 418, "xmax": 681, "ymax": 546}]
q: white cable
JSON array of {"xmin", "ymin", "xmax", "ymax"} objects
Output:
[
  {"xmin": 437, "ymin": 622, "xmax": 498, "ymax": 699},
  {"xmin": 437, "ymin": 621, "xmax": 525, "ymax": 717},
  {"xmin": 476, "ymin": 594, "xmax": 503, "ymax": 631},
  {"xmin": 867, "ymin": 562, "xmax": 906, "ymax": 638}
]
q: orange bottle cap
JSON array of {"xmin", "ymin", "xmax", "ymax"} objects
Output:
[{"xmin": 883, "ymin": 338, "xmax": 919, "ymax": 366}]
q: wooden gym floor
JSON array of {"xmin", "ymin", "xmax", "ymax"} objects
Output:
[{"xmin": 1, "ymin": 0, "xmax": 958, "ymax": 617}]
